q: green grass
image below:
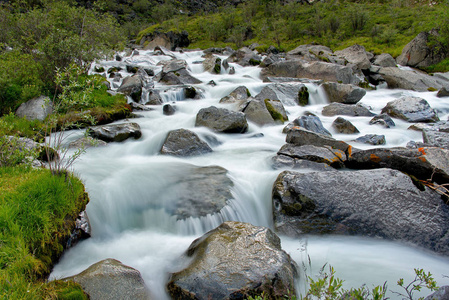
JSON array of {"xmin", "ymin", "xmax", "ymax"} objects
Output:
[{"xmin": 0, "ymin": 165, "xmax": 89, "ymax": 299}]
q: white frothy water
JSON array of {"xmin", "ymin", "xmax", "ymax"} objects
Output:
[{"xmin": 52, "ymin": 50, "xmax": 449, "ymax": 299}]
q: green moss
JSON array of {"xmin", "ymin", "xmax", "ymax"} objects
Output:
[
  {"xmin": 249, "ymin": 58, "xmax": 261, "ymax": 66},
  {"xmin": 427, "ymin": 87, "xmax": 438, "ymax": 92},
  {"xmin": 298, "ymin": 86, "xmax": 309, "ymax": 107},
  {"xmin": 264, "ymin": 99, "xmax": 285, "ymax": 122},
  {"xmin": 246, "ymin": 88, "xmax": 251, "ymax": 97}
]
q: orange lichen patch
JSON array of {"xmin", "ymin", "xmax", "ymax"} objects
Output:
[
  {"xmin": 334, "ymin": 152, "xmax": 344, "ymax": 160},
  {"xmin": 346, "ymin": 145, "xmax": 353, "ymax": 157},
  {"xmin": 418, "ymin": 147, "xmax": 427, "ymax": 155},
  {"xmin": 418, "ymin": 156, "xmax": 427, "ymax": 163},
  {"xmin": 370, "ymin": 154, "xmax": 381, "ymax": 163}
]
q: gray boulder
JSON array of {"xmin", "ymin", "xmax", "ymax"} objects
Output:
[
  {"xmin": 160, "ymin": 129, "xmax": 212, "ymax": 157},
  {"xmin": 372, "ymin": 53, "xmax": 397, "ymax": 67},
  {"xmin": 332, "ymin": 117, "xmax": 359, "ymax": 134},
  {"xmin": 369, "ymin": 114, "xmax": 396, "ymax": 128},
  {"xmin": 277, "ymin": 144, "xmax": 346, "ymax": 168},
  {"xmin": 378, "ymin": 67, "xmax": 449, "ymax": 92},
  {"xmin": 167, "ymin": 221, "xmax": 298, "ymax": 300},
  {"xmin": 226, "ymin": 47, "xmax": 262, "ymax": 67},
  {"xmin": 271, "ymin": 155, "xmax": 334, "ymax": 172},
  {"xmin": 195, "ymin": 106, "xmax": 248, "ymax": 133},
  {"xmin": 146, "ymin": 90, "xmax": 163, "ymax": 105},
  {"xmin": 260, "ymin": 53, "xmax": 283, "ymax": 67},
  {"xmin": 16, "ymin": 96, "xmax": 53, "ymax": 121},
  {"xmin": 287, "ymin": 44, "xmax": 334, "ymax": 62},
  {"xmin": 88, "ymin": 123, "xmax": 142, "ymax": 143},
  {"xmin": 437, "ymin": 87, "xmax": 449, "ymax": 98},
  {"xmin": 283, "ymin": 115, "xmax": 332, "ymax": 136},
  {"xmin": 423, "ymin": 130, "xmax": 449, "ymax": 149},
  {"xmin": 243, "ymin": 98, "xmax": 287, "ymax": 126},
  {"xmin": 396, "ymin": 30, "xmax": 446, "ymax": 68},
  {"xmin": 334, "ymin": 44, "xmax": 373, "ymax": 70},
  {"xmin": 425, "ymin": 286, "xmax": 449, "ymax": 300},
  {"xmin": 322, "ymin": 103, "xmax": 374, "ymax": 117},
  {"xmin": 157, "ymin": 59, "xmax": 202, "ymax": 85},
  {"xmin": 272, "ymin": 169, "xmax": 449, "ymax": 255},
  {"xmin": 286, "ymin": 127, "xmax": 350, "ymax": 153},
  {"xmin": 63, "ymin": 259, "xmax": 151, "ymax": 300},
  {"xmin": 202, "ymin": 54, "xmax": 222, "ymax": 74},
  {"xmin": 321, "ymin": 82, "xmax": 366, "ymax": 104},
  {"xmin": 381, "ymin": 96, "xmax": 439, "ymax": 123},
  {"xmin": 255, "ymin": 83, "xmax": 310, "ymax": 106},
  {"xmin": 163, "ymin": 104, "xmax": 176, "ymax": 115},
  {"xmin": 261, "ymin": 60, "xmax": 362, "ymax": 85},
  {"xmin": 219, "ymin": 86, "xmax": 251, "ymax": 104},
  {"xmin": 354, "ymin": 134, "xmax": 386, "ymax": 145},
  {"xmin": 117, "ymin": 75, "xmax": 143, "ymax": 102},
  {"xmin": 68, "ymin": 137, "xmax": 107, "ymax": 149},
  {"xmin": 346, "ymin": 147, "xmax": 449, "ymax": 184}
]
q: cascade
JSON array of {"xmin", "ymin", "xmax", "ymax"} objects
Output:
[{"xmin": 51, "ymin": 49, "xmax": 449, "ymax": 299}]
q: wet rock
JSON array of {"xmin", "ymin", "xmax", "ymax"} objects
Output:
[
  {"xmin": 229, "ymin": 66, "xmax": 235, "ymax": 75},
  {"xmin": 67, "ymin": 211, "xmax": 91, "ymax": 248},
  {"xmin": 88, "ymin": 123, "xmax": 142, "ymax": 143},
  {"xmin": 332, "ymin": 117, "xmax": 359, "ymax": 134},
  {"xmin": 346, "ymin": 147, "xmax": 449, "ymax": 184},
  {"xmin": 423, "ymin": 130, "xmax": 449, "ymax": 149},
  {"xmin": 163, "ymin": 104, "xmax": 176, "ymax": 116},
  {"xmin": 63, "ymin": 259, "xmax": 151, "ymax": 300},
  {"xmin": 160, "ymin": 129, "xmax": 212, "ymax": 157},
  {"xmin": 277, "ymin": 144, "xmax": 346, "ymax": 168},
  {"xmin": 321, "ymin": 82, "xmax": 366, "ymax": 104},
  {"xmin": 286, "ymin": 127, "xmax": 350, "ymax": 153},
  {"xmin": 219, "ymin": 86, "xmax": 251, "ymax": 104},
  {"xmin": 202, "ymin": 54, "xmax": 222, "ymax": 74},
  {"xmin": 157, "ymin": 59, "xmax": 202, "ymax": 85},
  {"xmin": 195, "ymin": 106, "xmax": 248, "ymax": 133},
  {"xmin": 369, "ymin": 114, "xmax": 396, "ymax": 128},
  {"xmin": 126, "ymin": 65, "xmax": 139, "ymax": 74},
  {"xmin": 322, "ymin": 103, "xmax": 374, "ymax": 117},
  {"xmin": 117, "ymin": 75, "xmax": 143, "ymax": 102},
  {"xmin": 272, "ymin": 169, "xmax": 449, "ymax": 255},
  {"xmin": 226, "ymin": 47, "xmax": 262, "ymax": 67},
  {"xmin": 146, "ymin": 90, "xmax": 163, "ymax": 105},
  {"xmin": 283, "ymin": 115, "xmax": 332, "ymax": 136},
  {"xmin": 396, "ymin": 30, "xmax": 446, "ymax": 68},
  {"xmin": 334, "ymin": 44, "xmax": 373, "ymax": 70},
  {"xmin": 424, "ymin": 286, "xmax": 449, "ymax": 300},
  {"xmin": 16, "ymin": 96, "xmax": 53, "ymax": 121},
  {"xmin": 437, "ymin": 87, "xmax": 449, "ymax": 98},
  {"xmin": 378, "ymin": 67, "xmax": 449, "ymax": 92},
  {"xmin": 242, "ymin": 98, "xmax": 287, "ymax": 126},
  {"xmin": 271, "ymin": 155, "xmax": 334, "ymax": 172},
  {"xmin": 261, "ymin": 60, "xmax": 361, "ymax": 85},
  {"xmin": 68, "ymin": 137, "xmax": 107, "ymax": 149},
  {"xmin": 354, "ymin": 134, "xmax": 386, "ymax": 145},
  {"xmin": 372, "ymin": 53, "xmax": 397, "ymax": 67},
  {"xmin": 381, "ymin": 96, "xmax": 439, "ymax": 123},
  {"xmin": 167, "ymin": 221, "xmax": 298, "ymax": 300},
  {"xmin": 130, "ymin": 102, "xmax": 152, "ymax": 111},
  {"xmin": 255, "ymin": 83, "xmax": 309, "ymax": 106}
]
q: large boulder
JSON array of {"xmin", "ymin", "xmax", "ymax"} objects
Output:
[
  {"xmin": 261, "ymin": 60, "xmax": 362, "ymax": 85},
  {"xmin": 423, "ymin": 129, "xmax": 449, "ymax": 149},
  {"xmin": 117, "ymin": 75, "xmax": 143, "ymax": 102},
  {"xmin": 346, "ymin": 147, "xmax": 449, "ymax": 184},
  {"xmin": 219, "ymin": 86, "xmax": 251, "ymax": 105},
  {"xmin": 372, "ymin": 53, "xmax": 397, "ymax": 67},
  {"xmin": 378, "ymin": 67, "xmax": 449, "ymax": 92},
  {"xmin": 287, "ymin": 44, "xmax": 335, "ymax": 62},
  {"xmin": 286, "ymin": 127, "xmax": 350, "ymax": 153},
  {"xmin": 141, "ymin": 30, "xmax": 189, "ymax": 51},
  {"xmin": 242, "ymin": 98, "xmax": 287, "ymax": 126},
  {"xmin": 277, "ymin": 144, "xmax": 346, "ymax": 168},
  {"xmin": 322, "ymin": 103, "xmax": 374, "ymax": 117},
  {"xmin": 160, "ymin": 129, "xmax": 212, "ymax": 157},
  {"xmin": 283, "ymin": 115, "xmax": 332, "ymax": 137},
  {"xmin": 16, "ymin": 96, "xmax": 53, "ymax": 121},
  {"xmin": 63, "ymin": 258, "xmax": 151, "ymax": 300},
  {"xmin": 321, "ymin": 82, "xmax": 366, "ymax": 104},
  {"xmin": 157, "ymin": 59, "xmax": 202, "ymax": 85},
  {"xmin": 202, "ymin": 54, "xmax": 222, "ymax": 74},
  {"xmin": 381, "ymin": 96, "xmax": 439, "ymax": 123},
  {"xmin": 369, "ymin": 114, "xmax": 396, "ymax": 128},
  {"xmin": 167, "ymin": 221, "xmax": 298, "ymax": 300},
  {"xmin": 396, "ymin": 30, "xmax": 446, "ymax": 68},
  {"xmin": 334, "ymin": 44, "xmax": 373, "ymax": 70},
  {"xmin": 88, "ymin": 123, "xmax": 142, "ymax": 143},
  {"xmin": 195, "ymin": 106, "xmax": 248, "ymax": 133},
  {"xmin": 255, "ymin": 83, "xmax": 310, "ymax": 106},
  {"xmin": 272, "ymin": 169, "xmax": 449, "ymax": 255}
]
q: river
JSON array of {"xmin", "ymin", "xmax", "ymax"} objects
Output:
[{"xmin": 50, "ymin": 49, "xmax": 449, "ymax": 299}]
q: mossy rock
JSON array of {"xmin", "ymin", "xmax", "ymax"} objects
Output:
[
  {"xmin": 298, "ymin": 86, "xmax": 309, "ymax": 106},
  {"xmin": 184, "ymin": 87, "xmax": 197, "ymax": 99},
  {"xmin": 264, "ymin": 99, "xmax": 286, "ymax": 122}
]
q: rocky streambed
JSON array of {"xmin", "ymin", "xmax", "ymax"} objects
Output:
[{"xmin": 48, "ymin": 44, "xmax": 449, "ymax": 299}]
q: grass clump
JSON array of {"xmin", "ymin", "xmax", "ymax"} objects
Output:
[{"xmin": 0, "ymin": 165, "xmax": 89, "ymax": 299}]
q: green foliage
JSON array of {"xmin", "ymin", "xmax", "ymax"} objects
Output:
[
  {"xmin": 395, "ymin": 268, "xmax": 438, "ymax": 300},
  {"xmin": 0, "ymin": 135, "xmax": 39, "ymax": 167},
  {"xmin": 423, "ymin": 58, "xmax": 449, "ymax": 73},
  {"xmin": 0, "ymin": 165, "xmax": 88, "ymax": 299},
  {"xmin": 0, "ymin": 113, "xmax": 45, "ymax": 139}
]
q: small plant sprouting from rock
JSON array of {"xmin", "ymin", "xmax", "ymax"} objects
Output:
[{"xmin": 394, "ymin": 268, "xmax": 438, "ymax": 300}]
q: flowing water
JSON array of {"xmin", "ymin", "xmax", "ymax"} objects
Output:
[{"xmin": 50, "ymin": 49, "xmax": 449, "ymax": 298}]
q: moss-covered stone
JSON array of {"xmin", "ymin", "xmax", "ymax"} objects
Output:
[
  {"xmin": 298, "ymin": 86, "xmax": 309, "ymax": 106},
  {"xmin": 264, "ymin": 99, "xmax": 285, "ymax": 122},
  {"xmin": 184, "ymin": 86, "xmax": 197, "ymax": 99}
]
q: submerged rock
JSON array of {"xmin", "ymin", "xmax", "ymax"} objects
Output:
[
  {"xmin": 63, "ymin": 258, "xmax": 151, "ymax": 300},
  {"xmin": 272, "ymin": 169, "xmax": 449, "ymax": 254},
  {"xmin": 167, "ymin": 221, "xmax": 298, "ymax": 300},
  {"xmin": 160, "ymin": 129, "xmax": 212, "ymax": 157}
]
